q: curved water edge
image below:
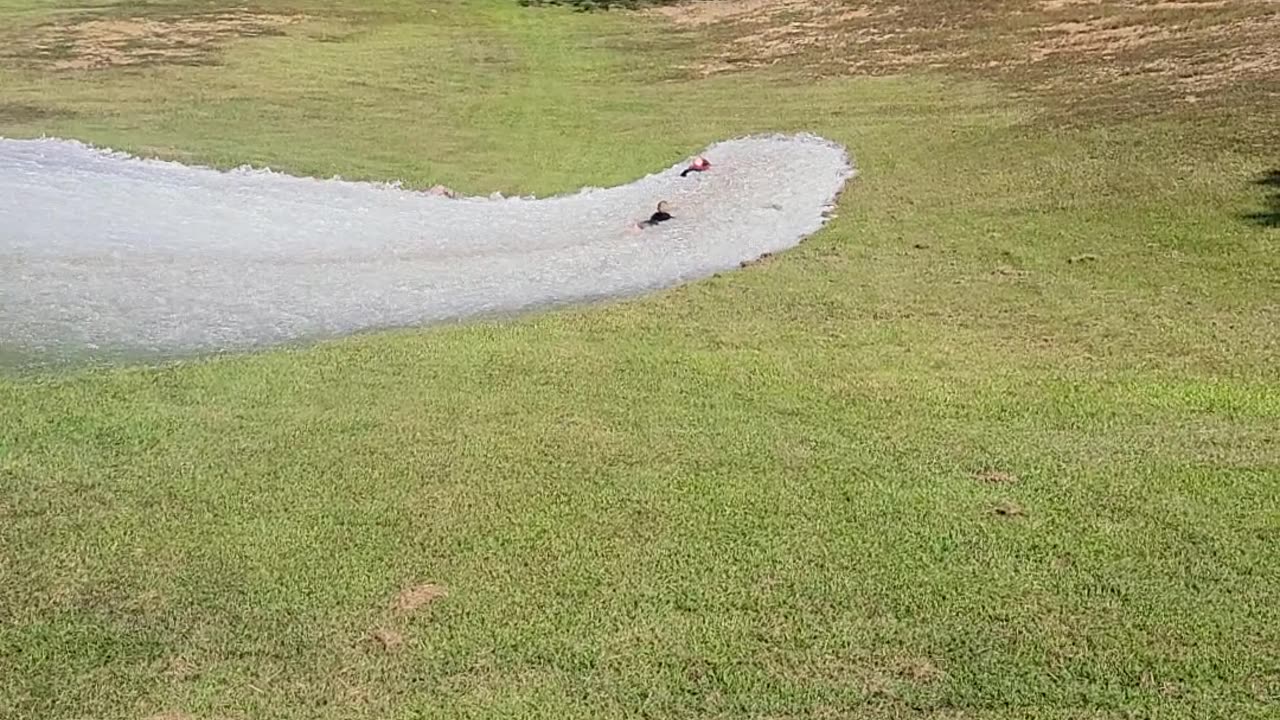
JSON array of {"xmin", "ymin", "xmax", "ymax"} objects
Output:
[{"xmin": 0, "ymin": 133, "xmax": 856, "ymax": 370}]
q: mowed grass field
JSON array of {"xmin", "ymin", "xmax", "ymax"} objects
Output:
[{"xmin": 1, "ymin": 0, "xmax": 1278, "ymax": 718}]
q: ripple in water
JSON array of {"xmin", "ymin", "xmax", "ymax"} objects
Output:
[{"xmin": 0, "ymin": 133, "xmax": 855, "ymax": 369}]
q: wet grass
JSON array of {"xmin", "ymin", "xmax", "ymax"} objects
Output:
[{"xmin": 1, "ymin": 0, "xmax": 1278, "ymax": 718}]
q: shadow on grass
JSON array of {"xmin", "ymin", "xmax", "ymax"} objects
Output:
[
  {"xmin": 1245, "ymin": 169, "xmax": 1280, "ymax": 228},
  {"xmin": 0, "ymin": 101, "xmax": 77, "ymax": 125}
]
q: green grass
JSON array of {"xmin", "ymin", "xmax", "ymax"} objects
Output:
[{"xmin": 1, "ymin": 1, "xmax": 1278, "ymax": 718}]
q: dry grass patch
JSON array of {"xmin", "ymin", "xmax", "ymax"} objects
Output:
[
  {"xmin": 10, "ymin": 11, "xmax": 305, "ymax": 71},
  {"xmin": 391, "ymin": 582, "xmax": 449, "ymax": 613},
  {"xmin": 976, "ymin": 469, "xmax": 1020, "ymax": 485},
  {"xmin": 1032, "ymin": 19, "xmax": 1174, "ymax": 59},
  {"xmin": 648, "ymin": 0, "xmax": 803, "ymax": 26},
  {"xmin": 646, "ymin": 0, "xmax": 1280, "ymax": 133},
  {"xmin": 370, "ymin": 627, "xmax": 405, "ymax": 651}
]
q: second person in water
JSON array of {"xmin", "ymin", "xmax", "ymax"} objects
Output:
[{"xmin": 637, "ymin": 201, "xmax": 673, "ymax": 229}]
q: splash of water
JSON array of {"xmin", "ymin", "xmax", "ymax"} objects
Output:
[{"xmin": 0, "ymin": 133, "xmax": 855, "ymax": 369}]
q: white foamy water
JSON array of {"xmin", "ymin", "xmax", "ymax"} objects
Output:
[{"xmin": 0, "ymin": 133, "xmax": 854, "ymax": 369}]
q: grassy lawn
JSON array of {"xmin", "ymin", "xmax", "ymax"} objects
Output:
[{"xmin": 1, "ymin": 0, "xmax": 1278, "ymax": 718}]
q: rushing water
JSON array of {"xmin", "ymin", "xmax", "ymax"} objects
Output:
[{"xmin": 0, "ymin": 133, "xmax": 855, "ymax": 369}]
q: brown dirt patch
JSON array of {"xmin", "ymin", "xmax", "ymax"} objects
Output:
[
  {"xmin": 649, "ymin": 0, "xmax": 929, "ymax": 76},
  {"xmin": 648, "ymin": 0, "xmax": 892, "ymax": 27},
  {"xmin": 1032, "ymin": 20, "xmax": 1173, "ymax": 60},
  {"xmin": 1040, "ymin": 0, "xmax": 1101, "ymax": 9},
  {"xmin": 645, "ymin": 0, "xmax": 1280, "ymax": 134},
  {"xmin": 1142, "ymin": 0, "xmax": 1230, "ymax": 7},
  {"xmin": 391, "ymin": 581, "xmax": 448, "ymax": 612},
  {"xmin": 648, "ymin": 0, "xmax": 786, "ymax": 26},
  {"xmin": 15, "ymin": 11, "xmax": 305, "ymax": 71}
]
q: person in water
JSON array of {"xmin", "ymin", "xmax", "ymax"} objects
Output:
[
  {"xmin": 680, "ymin": 156, "xmax": 711, "ymax": 177},
  {"xmin": 636, "ymin": 201, "xmax": 673, "ymax": 229}
]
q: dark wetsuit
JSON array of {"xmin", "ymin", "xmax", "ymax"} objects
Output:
[{"xmin": 639, "ymin": 209, "xmax": 673, "ymax": 227}]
